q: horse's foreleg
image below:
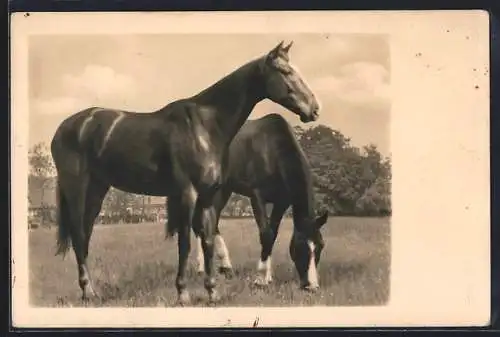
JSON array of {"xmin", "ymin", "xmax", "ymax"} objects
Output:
[
  {"xmin": 195, "ymin": 234, "xmax": 205, "ymax": 274},
  {"xmin": 172, "ymin": 187, "xmax": 197, "ymax": 306},
  {"xmin": 176, "ymin": 209, "xmax": 192, "ymax": 306},
  {"xmin": 259, "ymin": 203, "xmax": 287, "ymax": 284},
  {"xmin": 214, "ymin": 230, "xmax": 233, "ymax": 277},
  {"xmin": 195, "ymin": 205, "xmax": 220, "ymax": 304},
  {"xmin": 195, "ymin": 221, "xmax": 233, "ymax": 278},
  {"xmin": 250, "ymin": 193, "xmax": 274, "ymax": 286},
  {"xmin": 211, "ymin": 188, "xmax": 233, "ymax": 276}
]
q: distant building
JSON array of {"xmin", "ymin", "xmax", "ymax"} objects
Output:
[{"xmin": 143, "ymin": 196, "xmax": 167, "ymax": 222}]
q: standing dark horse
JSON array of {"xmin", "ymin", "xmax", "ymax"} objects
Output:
[
  {"xmin": 186, "ymin": 113, "xmax": 328, "ymax": 291},
  {"xmin": 51, "ymin": 41, "xmax": 320, "ymax": 305}
]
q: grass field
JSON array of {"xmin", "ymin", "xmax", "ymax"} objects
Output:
[{"xmin": 28, "ymin": 216, "xmax": 390, "ymax": 307}]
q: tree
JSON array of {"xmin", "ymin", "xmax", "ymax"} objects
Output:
[
  {"xmin": 28, "ymin": 142, "xmax": 56, "ymax": 226},
  {"xmin": 296, "ymin": 125, "xmax": 392, "ymax": 217},
  {"xmin": 102, "ymin": 188, "xmax": 140, "ymax": 217}
]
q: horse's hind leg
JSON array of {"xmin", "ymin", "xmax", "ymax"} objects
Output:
[
  {"xmin": 61, "ymin": 171, "xmax": 108, "ymax": 303},
  {"xmin": 80, "ymin": 177, "xmax": 110, "ymax": 299}
]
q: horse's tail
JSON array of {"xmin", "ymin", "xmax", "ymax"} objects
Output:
[
  {"xmin": 55, "ymin": 179, "xmax": 72, "ymax": 257},
  {"xmin": 165, "ymin": 219, "xmax": 177, "ymax": 239}
]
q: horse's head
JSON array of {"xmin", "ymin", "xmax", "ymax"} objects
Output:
[
  {"xmin": 260, "ymin": 41, "xmax": 320, "ymax": 123},
  {"xmin": 289, "ymin": 210, "xmax": 328, "ymax": 291}
]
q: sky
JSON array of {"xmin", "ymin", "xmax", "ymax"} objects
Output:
[{"xmin": 28, "ymin": 33, "xmax": 390, "ymax": 156}]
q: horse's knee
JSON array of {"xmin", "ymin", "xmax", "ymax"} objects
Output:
[
  {"xmin": 202, "ymin": 236, "xmax": 215, "ymax": 251},
  {"xmin": 79, "ymin": 277, "xmax": 89, "ymax": 289},
  {"xmin": 78, "ymin": 264, "xmax": 92, "ymax": 290},
  {"xmin": 176, "ymin": 276, "xmax": 187, "ymax": 291}
]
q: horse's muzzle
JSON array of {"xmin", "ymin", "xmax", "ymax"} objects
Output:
[{"xmin": 299, "ymin": 105, "xmax": 319, "ymax": 123}]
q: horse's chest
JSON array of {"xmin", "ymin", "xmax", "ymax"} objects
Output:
[{"xmin": 193, "ymin": 138, "xmax": 224, "ymax": 181}]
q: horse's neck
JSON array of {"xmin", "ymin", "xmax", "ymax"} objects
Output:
[
  {"xmin": 291, "ymin": 173, "xmax": 316, "ymax": 232},
  {"xmin": 292, "ymin": 200, "xmax": 316, "ymax": 231},
  {"xmin": 192, "ymin": 60, "xmax": 264, "ymax": 143}
]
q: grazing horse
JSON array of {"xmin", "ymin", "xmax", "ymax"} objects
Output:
[
  {"xmin": 51, "ymin": 41, "xmax": 320, "ymax": 305},
  {"xmin": 186, "ymin": 113, "xmax": 328, "ymax": 291}
]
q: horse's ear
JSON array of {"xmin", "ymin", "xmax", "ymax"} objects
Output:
[
  {"xmin": 282, "ymin": 41, "xmax": 293, "ymax": 54},
  {"xmin": 268, "ymin": 40, "xmax": 285, "ymax": 59},
  {"xmin": 315, "ymin": 210, "xmax": 328, "ymax": 230}
]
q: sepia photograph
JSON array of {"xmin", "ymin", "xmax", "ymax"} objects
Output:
[{"xmin": 11, "ymin": 11, "xmax": 490, "ymax": 327}]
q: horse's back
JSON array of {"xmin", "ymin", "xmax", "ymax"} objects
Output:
[
  {"xmin": 227, "ymin": 113, "xmax": 309, "ymax": 200},
  {"xmin": 236, "ymin": 113, "xmax": 304, "ymax": 161}
]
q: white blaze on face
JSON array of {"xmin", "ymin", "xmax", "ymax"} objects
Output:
[
  {"xmin": 289, "ymin": 62, "xmax": 320, "ymax": 111},
  {"xmin": 307, "ymin": 240, "xmax": 319, "ymax": 288}
]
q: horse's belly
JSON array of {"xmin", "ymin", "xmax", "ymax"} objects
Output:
[
  {"xmin": 90, "ymin": 155, "xmax": 172, "ymax": 196},
  {"xmin": 228, "ymin": 174, "xmax": 285, "ymax": 203},
  {"xmin": 105, "ymin": 174, "xmax": 171, "ymax": 196}
]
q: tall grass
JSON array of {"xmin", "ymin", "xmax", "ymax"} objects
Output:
[{"xmin": 29, "ymin": 217, "xmax": 390, "ymax": 307}]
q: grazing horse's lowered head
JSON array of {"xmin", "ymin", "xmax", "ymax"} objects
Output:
[
  {"xmin": 259, "ymin": 40, "xmax": 320, "ymax": 123},
  {"xmin": 289, "ymin": 210, "xmax": 329, "ymax": 291}
]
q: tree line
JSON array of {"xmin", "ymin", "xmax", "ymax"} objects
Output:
[
  {"xmin": 292, "ymin": 125, "xmax": 391, "ymax": 216},
  {"xmin": 28, "ymin": 124, "xmax": 391, "ymax": 226}
]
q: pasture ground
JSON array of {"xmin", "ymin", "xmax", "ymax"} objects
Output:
[{"xmin": 28, "ymin": 217, "xmax": 390, "ymax": 307}]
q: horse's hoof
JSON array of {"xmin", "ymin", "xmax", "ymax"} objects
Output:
[
  {"xmin": 177, "ymin": 291, "xmax": 191, "ymax": 306},
  {"xmin": 253, "ymin": 276, "xmax": 271, "ymax": 287},
  {"xmin": 81, "ymin": 296, "xmax": 90, "ymax": 306},
  {"xmin": 208, "ymin": 290, "xmax": 220, "ymax": 305},
  {"xmin": 81, "ymin": 287, "xmax": 98, "ymax": 305},
  {"xmin": 81, "ymin": 295, "xmax": 97, "ymax": 306},
  {"xmin": 301, "ymin": 285, "xmax": 320, "ymax": 293},
  {"xmin": 218, "ymin": 266, "xmax": 234, "ymax": 279}
]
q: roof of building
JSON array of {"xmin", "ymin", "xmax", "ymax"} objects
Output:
[{"xmin": 28, "ymin": 176, "xmax": 168, "ymax": 208}]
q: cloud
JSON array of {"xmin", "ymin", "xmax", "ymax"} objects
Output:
[
  {"xmin": 312, "ymin": 61, "xmax": 390, "ymax": 112},
  {"xmin": 61, "ymin": 64, "xmax": 135, "ymax": 99},
  {"xmin": 293, "ymin": 35, "xmax": 390, "ymax": 76},
  {"xmin": 33, "ymin": 65, "xmax": 137, "ymax": 115}
]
